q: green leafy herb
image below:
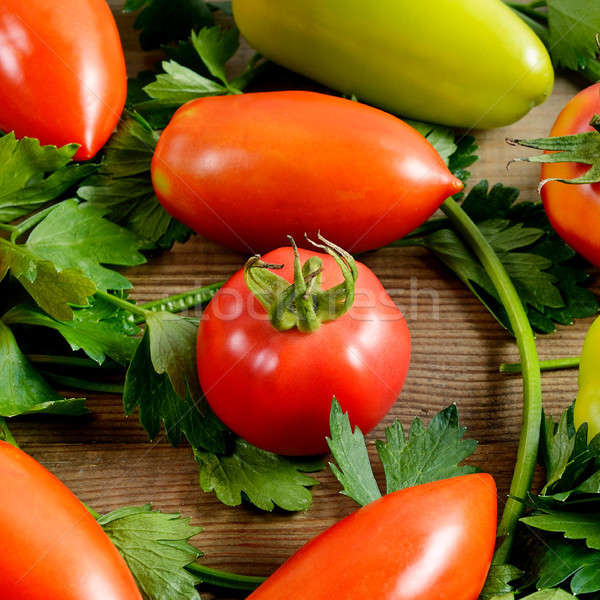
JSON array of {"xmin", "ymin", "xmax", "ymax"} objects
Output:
[
  {"xmin": 400, "ymin": 180, "xmax": 599, "ymax": 333},
  {"xmin": 77, "ymin": 117, "xmax": 191, "ymax": 251},
  {"xmin": 123, "ymin": 0, "xmax": 214, "ymax": 50},
  {"xmin": 0, "ymin": 320, "xmax": 87, "ymax": 417},
  {"xmin": 327, "ymin": 400, "xmax": 477, "ymax": 506},
  {"xmin": 376, "ymin": 404, "xmax": 478, "ymax": 493},
  {"xmin": 123, "ymin": 330, "xmax": 228, "ymax": 453},
  {"xmin": 508, "ymin": 0, "xmax": 600, "ymax": 82},
  {"xmin": 480, "ymin": 565, "xmax": 524, "ymax": 600},
  {"xmin": 0, "ymin": 238, "xmax": 96, "ymax": 321},
  {"xmin": 99, "ymin": 504, "xmax": 202, "ymax": 600},
  {"xmin": 26, "ymin": 200, "xmax": 146, "ymax": 291},
  {"xmin": 194, "ymin": 439, "xmax": 323, "ymax": 511},
  {"xmin": 3, "ymin": 302, "xmax": 138, "ymax": 365},
  {"xmin": 326, "ymin": 399, "xmax": 381, "ymax": 506},
  {"xmin": 0, "ymin": 133, "xmax": 96, "ymax": 223}
]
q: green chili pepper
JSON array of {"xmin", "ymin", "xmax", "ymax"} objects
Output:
[{"xmin": 574, "ymin": 316, "xmax": 600, "ymax": 440}]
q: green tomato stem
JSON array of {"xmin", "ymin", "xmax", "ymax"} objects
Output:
[
  {"xmin": 186, "ymin": 562, "xmax": 266, "ymax": 591},
  {"xmin": 500, "ymin": 356, "xmax": 580, "ymax": 374},
  {"xmin": 42, "ymin": 371, "xmax": 124, "ymax": 394},
  {"xmin": 0, "ymin": 417, "xmax": 18, "ymax": 447},
  {"xmin": 11, "ymin": 205, "xmax": 62, "ymax": 242},
  {"xmin": 441, "ymin": 198, "xmax": 542, "ymax": 564}
]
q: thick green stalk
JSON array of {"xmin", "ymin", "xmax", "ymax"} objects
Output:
[
  {"xmin": 42, "ymin": 372, "xmax": 124, "ymax": 394},
  {"xmin": 186, "ymin": 562, "xmax": 266, "ymax": 592},
  {"xmin": 441, "ymin": 198, "xmax": 542, "ymax": 563},
  {"xmin": 0, "ymin": 417, "xmax": 18, "ymax": 447},
  {"xmin": 501, "ymin": 356, "xmax": 580, "ymax": 374}
]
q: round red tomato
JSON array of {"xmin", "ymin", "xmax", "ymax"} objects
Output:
[
  {"xmin": 197, "ymin": 244, "xmax": 410, "ymax": 456},
  {"xmin": 0, "ymin": 441, "xmax": 141, "ymax": 600},
  {"xmin": 152, "ymin": 91, "xmax": 462, "ymax": 254},
  {"xmin": 248, "ymin": 474, "xmax": 497, "ymax": 599},
  {"xmin": 541, "ymin": 83, "xmax": 600, "ymax": 267},
  {"xmin": 0, "ymin": 0, "xmax": 127, "ymax": 160}
]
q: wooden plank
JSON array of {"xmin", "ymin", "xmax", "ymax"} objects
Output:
[{"xmin": 9, "ymin": 3, "xmax": 596, "ymax": 598}]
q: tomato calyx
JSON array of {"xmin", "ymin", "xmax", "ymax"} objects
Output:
[
  {"xmin": 243, "ymin": 234, "xmax": 358, "ymax": 332},
  {"xmin": 507, "ymin": 114, "xmax": 600, "ymax": 189}
]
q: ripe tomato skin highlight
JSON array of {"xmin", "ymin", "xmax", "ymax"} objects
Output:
[
  {"xmin": 0, "ymin": 441, "xmax": 142, "ymax": 600},
  {"xmin": 152, "ymin": 91, "xmax": 463, "ymax": 254},
  {"xmin": 0, "ymin": 0, "xmax": 127, "ymax": 160},
  {"xmin": 541, "ymin": 83, "xmax": 600, "ymax": 267},
  {"xmin": 197, "ymin": 246, "xmax": 411, "ymax": 456},
  {"xmin": 248, "ymin": 474, "xmax": 497, "ymax": 599}
]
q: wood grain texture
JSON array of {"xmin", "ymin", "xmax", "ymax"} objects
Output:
[{"xmin": 9, "ymin": 3, "xmax": 598, "ymax": 598}]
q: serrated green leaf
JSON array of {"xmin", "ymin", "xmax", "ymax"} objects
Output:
[
  {"xmin": 142, "ymin": 60, "xmax": 226, "ymax": 105},
  {"xmin": 3, "ymin": 302, "xmax": 138, "ymax": 365},
  {"xmin": 99, "ymin": 504, "xmax": 201, "ymax": 600},
  {"xmin": 522, "ymin": 591, "xmax": 577, "ymax": 600},
  {"xmin": 0, "ymin": 133, "xmax": 96, "ymax": 223},
  {"xmin": 26, "ymin": 200, "xmax": 145, "ymax": 291},
  {"xmin": 124, "ymin": 330, "xmax": 227, "ymax": 453},
  {"xmin": 522, "ymin": 510, "xmax": 600, "ymax": 550},
  {"xmin": 190, "ymin": 26, "xmax": 240, "ymax": 87},
  {"xmin": 541, "ymin": 409, "xmax": 577, "ymax": 493},
  {"xmin": 194, "ymin": 439, "xmax": 322, "ymax": 511},
  {"xmin": 0, "ymin": 239, "xmax": 96, "ymax": 321},
  {"xmin": 326, "ymin": 398, "xmax": 381, "ymax": 507},
  {"xmin": 480, "ymin": 564, "xmax": 523, "ymax": 600},
  {"xmin": 77, "ymin": 118, "xmax": 191, "ymax": 251},
  {"xmin": 547, "ymin": 0, "xmax": 600, "ymax": 81},
  {"xmin": 0, "ymin": 321, "xmax": 87, "ymax": 417},
  {"xmin": 376, "ymin": 404, "xmax": 477, "ymax": 493}
]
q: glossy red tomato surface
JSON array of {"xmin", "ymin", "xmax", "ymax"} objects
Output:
[
  {"xmin": 248, "ymin": 474, "xmax": 497, "ymax": 599},
  {"xmin": 541, "ymin": 83, "xmax": 600, "ymax": 267},
  {"xmin": 0, "ymin": 0, "xmax": 127, "ymax": 160},
  {"xmin": 197, "ymin": 246, "xmax": 411, "ymax": 455},
  {"xmin": 152, "ymin": 91, "xmax": 463, "ymax": 254},
  {"xmin": 0, "ymin": 441, "xmax": 142, "ymax": 599}
]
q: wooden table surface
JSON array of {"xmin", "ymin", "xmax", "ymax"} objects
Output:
[{"xmin": 10, "ymin": 4, "xmax": 598, "ymax": 599}]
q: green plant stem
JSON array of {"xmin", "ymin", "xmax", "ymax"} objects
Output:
[
  {"xmin": 0, "ymin": 223, "xmax": 17, "ymax": 234},
  {"xmin": 441, "ymin": 198, "xmax": 542, "ymax": 564},
  {"xmin": 27, "ymin": 354, "xmax": 118, "ymax": 369},
  {"xmin": 11, "ymin": 205, "xmax": 62, "ymax": 242},
  {"xmin": 501, "ymin": 356, "xmax": 580, "ymax": 374},
  {"xmin": 0, "ymin": 417, "xmax": 18, "ymax": 447},
  {"xmin": 95, "ymin": 290, "xmax": 150, "ymax": 319},
  {"xmin": 138, "ymin": 282, "xmax": 224, "ymax": 318},
  {"xmin": 42, "ymin": 372, "xmax": 124, "ymax": 394},
  {"xmin": 186, "ymin": 562, "xmax": 266, "ymax": 592}
]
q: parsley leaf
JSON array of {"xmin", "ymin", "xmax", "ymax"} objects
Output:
[
  {"xmin": 0, "ymin": 133, "xmax": 96, "ymax": 224},
  {"xmin": 547, "ymin": 0, "xmax": 600, "ymax": 82},
  {"xmin": 376, "ymin": 404, "xmax": 478, "ymax": 493},
  {"xmin": 521, "ymin": 510, "xmax": 600, "ymax": 550},
  {"xmin": 194, "ymin": 440, "xmax": 323, "ymax": 511},
  {"xmin": 0, "ymin": 320, "xmax": 87, "ymax": 417},
  {"xmin": 326, "ymin": 398, "xmax": 382, "ymax": 506},
  {"xmin": 0, "ymin": 239, "xmax": 96, "ymax": 321},
  {"xmin": 327, "ymin": 400, "xmax": 478, "ymax": 506},
  {"xmin": 480, "ymin": 565, "xmax": 524, "ymax": 600},
  {"xmin": 26, "ymin": 200, "xmax": 146, "ymax": 291},
  {"xmin": 123, "ymin": 330, "xmax": 228, "ymax": 453},
  {"xmin": 77, "ymin": 117, "xmax": 191, "ymax": 251},
  {"xmin": 123, "ymin": 0, "xmax": 214, "ymax": 50},
  {"xmin": 3, "ymin": 302, "xmax": 138, "ymax": 365},
  {"xmin": 98, "ymin": 504, "xmax": 201, "ymax": 600},
  {"xmin": 402, "ymin": 181, "xmax": 599, "ymax": 334}
]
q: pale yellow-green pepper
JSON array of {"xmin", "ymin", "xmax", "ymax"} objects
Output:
[
  {"xmin": 574, "ymin": 317, "xmax": 600, "ymax": 440},
  {"xmin": 233, "ymin": 0, "xmax": 554, "ymax": 129}
]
